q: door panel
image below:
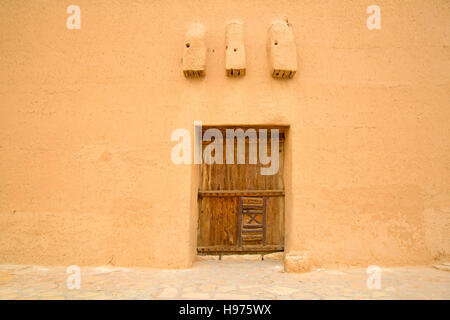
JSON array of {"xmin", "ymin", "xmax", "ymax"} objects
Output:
[
  {"xmin": 198, "ymin": 197, "xmax": 239, "ymax": 247},
  {"xmin": 264, "ymin": 196, "xmax": 284, "ymax": 246}
]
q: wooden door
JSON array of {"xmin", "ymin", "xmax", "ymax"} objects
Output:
[{"xmin": 197, "ymin": 126, "xmax": 286, "ymax": 255}]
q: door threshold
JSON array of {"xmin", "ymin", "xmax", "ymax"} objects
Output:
[{"xmin": 197, "ymin": 245, "xmax": 284, "ymax": 255}]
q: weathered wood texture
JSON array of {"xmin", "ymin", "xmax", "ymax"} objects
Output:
[{"xmin": 197, "ymin": 127, "xmax": 285, "ymax": 253}]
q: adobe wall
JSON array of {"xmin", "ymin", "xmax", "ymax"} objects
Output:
[{"xmin": 0, "ymin": 0, "xmax": 448, "ymax": 268}]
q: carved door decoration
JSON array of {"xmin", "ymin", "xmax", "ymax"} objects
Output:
[
  {"xmin": 197, "ymin": 126, "xmax": 286, "ymax": 255},
  {"xmin": 238, "ymin": 197, "xmax": 266, "ymax": 247}
]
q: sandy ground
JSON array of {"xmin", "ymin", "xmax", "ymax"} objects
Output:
[{"xmin": 0, "ymin": 259, "xmax": 449, "ymax": 300}]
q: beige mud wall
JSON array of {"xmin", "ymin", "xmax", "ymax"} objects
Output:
[{"xmin": 0, "ymin": 0, "xmax": 449, "ymax": 268}]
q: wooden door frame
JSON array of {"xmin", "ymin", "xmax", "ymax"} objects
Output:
[{"xmin": 194, "ymin": 124, "xmax": 290, "ymax": 256}]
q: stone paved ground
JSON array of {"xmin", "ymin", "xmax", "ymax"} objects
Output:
[{"xmin": 0, "ymin": 258, "xmax": 449, "ymax": 300}]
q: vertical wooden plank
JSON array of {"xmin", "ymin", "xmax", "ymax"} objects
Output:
[
  {"xmin": 279, "ymin": 196, "xmax": 285, "ymax": 246},
  {"xmin": 248, "ymin": 138, "xmax": 257, "ymax": 190},
  {"xmin": 224, "ymin": 198, "xmax": 230, "ymax": 245},
  {"xmin": 265, "ymin": 196, "xmax": 274, "ymax": 244},
  {"xmin": 238, "ymin": 197, "xmax": 242, "ymax": 247},
  {"xmin": 277, "ymin": 139, "xmax": 285, "ymax": 190},
  {"xmin": 216, "ymin": 198, "xmax": 223, "ymax": 244},
  {"xmin": 225, "ymin": 137, "xmax": 232, "ymax": 190},
  {"xmin": 197, "ymin": 197, "xmax": 211, "ymax": 246},
  {"xmin": 263, "ymin": 197, "xmax": 267, "ymax": 245},
  {"xmin": 197, "ymin": 198, "xmax": 204, "ymax": 246}
]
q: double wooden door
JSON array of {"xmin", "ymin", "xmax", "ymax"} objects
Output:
[{"xmin": 197, "ymin": 126, "xmax": 285, "ymax": 255}]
